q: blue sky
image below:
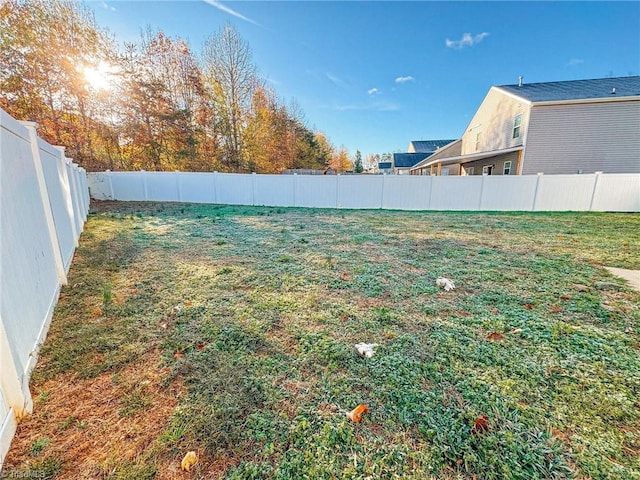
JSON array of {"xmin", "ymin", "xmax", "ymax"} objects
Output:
[{"xmin": 90, "ymin": 1, "xmax": 640, "ymax": 158}]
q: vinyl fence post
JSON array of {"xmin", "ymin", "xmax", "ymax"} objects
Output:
[
  {"xmin": 478, "ymin": 174, "xmax": 486, "ymax": 210},
  {"xmin": 532, "ymin": 173, "xmax": 544, "ymax": 211},
  {"xmin": 107, "ymin": 170, "xmax": 115, "ymax": 200},
  {"xmin": 588, "ymin": 171, "xmax": 602, "ymax": 211},
  {"xmin": 175, "ymin": 171, "xmax": 182, "ymax": 202},
  {"xmin": 293, "ymin": 173, "xmax": 297, "ymax": 207},
  {"xmin": 141, "ymin": 170, "xmax": 148, "ymax": 201},
  {"xmin": 0, "ymin": 315, "xmax": 32, "ymax": 418},
  {"xmin": 252, "ymin": 172, "xmax": 256, "ymax": 206},
  {"xmin": 212, "ymin": 172, "xmax": 218, "ymax": 204},
  {"xmin": 54, "ymin": 146, "xmax": 79, "ymax": 243},
  {"xmin": 427, "ymin": 175, "xmax": 434, "ymax": 210},
  {"xmin": 20, "ymin": 122, "xmax": 67, "ymax": 285},
  {"xmin": 380, "ymin": 173, "xmax": 386, "ymax": 209}
]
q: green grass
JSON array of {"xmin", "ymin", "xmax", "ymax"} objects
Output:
[{"xmin": 22, "ymin": 202, "xmax": 640, "ymax": 479}]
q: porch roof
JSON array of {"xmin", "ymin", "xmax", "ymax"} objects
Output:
[{"xmin": 411, "ymin": 146, "xmax": 523, "ymax": 170}]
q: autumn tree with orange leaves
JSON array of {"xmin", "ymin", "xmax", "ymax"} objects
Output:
[{"xmin": 0, "ymin": 1, "xmax": 337, "ymax": 173}]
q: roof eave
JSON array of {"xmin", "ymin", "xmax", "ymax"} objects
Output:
[
  {"xmin": 530, "ymin": 95, "xmax": 640, "ymax": 106},
  {"xmin": 493, "ymin": 86, "xmax": 533, "ymax": 104}
]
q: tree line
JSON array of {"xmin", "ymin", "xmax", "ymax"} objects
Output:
[{"xmin": 0, "ymin": 0, "xmax": 358, "ymax": 173}]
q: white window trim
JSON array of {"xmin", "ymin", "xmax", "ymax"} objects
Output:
[{"xmin": 512, "ymin": 114, "xmax": 522, "ymax": 139}]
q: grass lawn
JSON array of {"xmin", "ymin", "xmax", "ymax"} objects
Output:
[{"xmin": 4, "ymin": 201, "xmax": 640, "ymax": 480}]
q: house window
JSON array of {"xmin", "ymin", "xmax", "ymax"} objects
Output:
[
  {"xmin": 475, "ymin": 132, "xmax": 482, "ymax": 151},
  {"xmin": 503, "ymin": 161, "xmax": 512, "ymax": 175},
  {"xmin": 513, "ymin": 114, "xmax": 522, "ymax": 139},
  {"xmin": 482, "ymin": 165, "xmax": 493, "ymax": 175},
  {"xmin": 465, "ymin": 167, "xmax": 474, "ymax": 176}
]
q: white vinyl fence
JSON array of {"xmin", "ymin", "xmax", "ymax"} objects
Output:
[
  {"xmin": 88, "ymin": 170, "xmax": 640, "ymax": 212},
  {"xmin": 0, "ymin": 108, "xmax": 89, "ymax": 468}
]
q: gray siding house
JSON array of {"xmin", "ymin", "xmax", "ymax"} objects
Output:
[{"xmin": 411, "ymin": 76, "xmax": 640, "ymax": 175}]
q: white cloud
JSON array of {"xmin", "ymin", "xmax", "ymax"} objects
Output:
[
  {"xmin": 445, "ymin": 32, "xmax": 489, "ymax": 49},
  {"xmin": 368, "ymin": 87, "xmax": 380, "ymax": 95},
  {"xmin": 202, "ymin": 0, "xmax": 260, "ymax": 26},
  {"xmin": 395, "ymin": 76, "xmax": 414, "ymax": 84},
  {"xmin": 101, "ymin": 1, "xmax": 116, "ymax": 11},
  {"xmin": 566, "ymin": 58, "xmax": 584, "ymax": 67}
]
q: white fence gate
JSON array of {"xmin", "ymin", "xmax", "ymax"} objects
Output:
[
  {"xmin": 0, "ymin": 108, "xmax": 89, "ymax": 468},
  {"xmin": 88, "ymin": 170, "xmax": 640, "ymax": 212}
]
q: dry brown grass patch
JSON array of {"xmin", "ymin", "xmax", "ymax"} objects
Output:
[{"xmin": 4, "ymin": 351, "xmax": 183, "ymax": 478}]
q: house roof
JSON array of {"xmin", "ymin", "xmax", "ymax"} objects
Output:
[
  {"xmin": 409, "ymin": 139, "xmax": 457, "ymax": 153},
  {"xmin": 378, "ymin": 162, "xmax": 392, "ymax": 169},
  {"xmin": 393, "ymin": 153, "xmax": 432, "ymax": 168},
  {"xmin": 415, "ymin": 146, "xmax": 523, "ymax": 169},
  {"xmin": 497, "ymin": 76, "xmax": 640, "ymax": 103},
  {"xmin": 411, "ymin": 139, "xmax": 462, "ymax": 170}
]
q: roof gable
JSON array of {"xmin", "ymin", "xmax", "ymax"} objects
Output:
[{"xmin": 497, "ymin": 76, "xmax": 640, "ymax": 103}]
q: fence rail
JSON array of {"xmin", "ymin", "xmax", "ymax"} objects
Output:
[
  {"xmin": 0, "ymin": 109, "xmax": 89, "ymax": 468},
  {"xmin": 88, "ymin": 170, "xmax": 640, "ymax": 212}
]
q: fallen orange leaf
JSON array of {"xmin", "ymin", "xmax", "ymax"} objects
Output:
[
  {"xmin": 130, "ymin": 289, "xmax": 138, "ymax": 295},
  {"xmin": 471, "ymin": 415, "xmax": 489, "ymax": 434},
  {"xmin": 93, "ymin": 308, "xmax": 102, "ymax": 316},
  {"xmin": 486, "ymin": 332, "xmax": 505, "ymax": 341},
  {"xmin": 346, "ymin": 404, "xmax": 369, "ymax": 423},
  {"xmin": 174, "ymin": 351, "xmax": 184, "ymax": 359},
  {"xmin": 185, "ymin": 301, "xmax": 193, "ymax": 307},
  {"xmin": 559, "ymin": 295, "xmax": 571, "ymax": 300},
  {"xmin": 341, "ymin": 272, "xmax": 352, "ymax": 281},
  {"xmin": 523, "ymin": 303, "xmax": 535, "ymax": 310}
]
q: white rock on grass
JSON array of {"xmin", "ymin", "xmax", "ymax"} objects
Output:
[
  {"xmin": 436, "ymin": 277, "xmax": 455, "ymax": 292},
  {"xmin": 355, "ymin": 343, "xmax": 379, "ymax": 358}
]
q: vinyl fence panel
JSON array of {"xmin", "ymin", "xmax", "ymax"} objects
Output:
[
  {"xmin": 111, "ymin": 172, "xmax": 145, "ymax": 201},
  {"xmin": 178, "ymin": 172, "xmax": 216, "ymax": 203},
  {"xmin": 590, "ymin": 173, "xmax": 640, "ymax": 212},
  {"xmin": 39, "ymin": 143, "xmax": 76, "ymax": 269},
  {"xmin": 533, "ymin": 174, "xmax": 596, "ymax": 211},
  {"xmin": 382, "ymin": 176, "xmax": 432, "ymax": 210},
  {"xmin": 429, "ymin": 176, "xmax": 484, "ymax": 210},
  {"xmin": 215, "ymin": 173, "xmax": 254, "ymax": 205},
  {"xmin": 480, "ymin": 175, "xmax": 539, "ymax": 211},
  {"xmin": 0, "ymin": 108, "xmax": 89, "ymax": 468},
  {"xmin": 295, "ymin": 175, "xmax": 338, "ymax": 208},
  {"xmin": 337, "ymin": 175, "xmax": 383, "ymax": 209},
  {"xmin": 253, "ymin": 174, "xmax": 295, "ymax": 207}
]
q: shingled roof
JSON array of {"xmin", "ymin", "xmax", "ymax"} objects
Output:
[
  {"xmin": 393, "ymin": 153, "xmax": 433, "ymax": 168},
  {"xmin": 409, "ymin": 139, "xmax": 457, "ymax": 153},
  {"xmin": 497, "ymin": 76, "xmax": 640, "ymax": 103}
]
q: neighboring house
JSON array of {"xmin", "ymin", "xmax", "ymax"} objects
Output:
[
  {"xmin": 378, "ymin": 162, "xmax": 392, "ymax": 174},
  {"xmin": 411, "ymin": 139, "xmax": 462, "ymax": 175},
  {"xmin": 380, "ymin": 139, "xmax": 456, "ymax": 174},
  {"xmin": 410, "ymin": 76, "xmax": 640, "ymax": 176}
]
